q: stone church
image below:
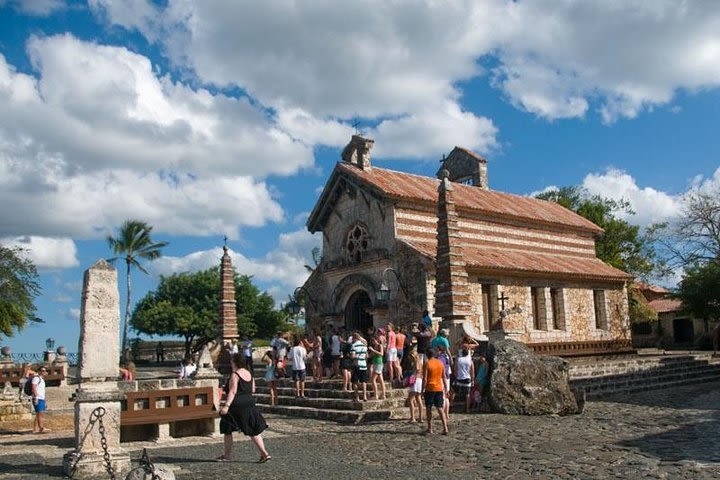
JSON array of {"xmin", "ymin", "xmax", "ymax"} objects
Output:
[{"xmin": 302, "ymin": 135, "xmax": 632, "ymax": 355}]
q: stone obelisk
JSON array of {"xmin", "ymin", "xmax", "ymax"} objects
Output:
[
  {"xmin": 63, "ymin": 260, "xmax": 130, "ymax": 478},
  {"xmin": 434, "ymin": 170, "xmax": 473, "ymax": 347},
  {"xmin": 216, "ymin": 246, "xmax": 239, "ymax": 374}
]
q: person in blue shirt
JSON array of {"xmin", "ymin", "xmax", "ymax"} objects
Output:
[
  {"xmin": 431, "ymin": 328, "xmax": 451, "ymax": 354},
  {"xmin": 422, "ymin": 310, "xmax": 433, "ymax": 329}
]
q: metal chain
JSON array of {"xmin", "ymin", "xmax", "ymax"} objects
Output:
[
  {"xmin": 65, "ymin": 406, "xmax": 116, "ymax": 480},
  {"xmin": 95, "ymin": 409, "xmax": 116, "ymax": 480},
  {"xmin": 139, "ymin": 448, "xmax": 162, "ymax": 480}
]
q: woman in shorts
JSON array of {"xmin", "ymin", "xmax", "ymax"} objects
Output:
[
  {"xmin": 406, "ymin": 346, "xmax": 424, "ymax": 423},
  {"xmin": 262, "ymin": 350, "xmax": 277, "ymax": 406},
  {"xmin": 368, "ymin": 337, "xmax": 386, "ymax": 400}
]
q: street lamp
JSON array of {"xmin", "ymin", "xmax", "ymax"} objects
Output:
[
  {"xmin": 287, "ymin": 286, "xmax": 318, "ymax": 316},
  {"xmin": 376, "ymin": 267, "xmax": 409, "ymax": 302},
  {"xmin": 45, "ymin": 337, "xmax": 55, "ymax": 351}
]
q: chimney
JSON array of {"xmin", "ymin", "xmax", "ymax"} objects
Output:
[
  {"xmin": 341, "ymin": 135, "xmax": 374, "ymax": 170},
  {"xmin": 436, "ymin": 147, "xmax": 488, "ymax": 189}
]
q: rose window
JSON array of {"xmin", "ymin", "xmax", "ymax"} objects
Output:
[{"xmin": 346, "ymin": 224, "xmax": 369, "ymax": 263}]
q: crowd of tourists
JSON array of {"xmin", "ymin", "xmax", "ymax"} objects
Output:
[{"xmin": 262, "ymin": 310, "xmax": 491, "ymax": 435}]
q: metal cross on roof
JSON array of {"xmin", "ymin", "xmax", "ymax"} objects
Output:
[{"xmin": 223, "ymin": 236, "xmax": 228, "ymax": 248}]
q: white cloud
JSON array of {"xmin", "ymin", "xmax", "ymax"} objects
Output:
[
  {"xmin": 66, "ymin": 308, "xmax": 80, "ymax": 321},
  {"xmin": 52, "ymin": 293, "xmax": 73, "ymax": 303},
  {"xmin": 582, "ymin": 169, "xmax": 682, "ymax": 226},
  {"xmin": 94, "ymin": 1, "xmax": 720, "ymax": 124},
  {"xmin": 0, "ymin": 34, "xmax": 308, "ymax": 239},
  {"xmin": 0, "ymin": 236, "xmax": 79, "ymax": 269},
  {"xmin": 153, "ymin": 229, "xmax": 322, "ymax": 296},
  {"xmin": 90, "ymin": 0, "xmax": 499, "ymax": 158},
  {"xmin": 7, "ymin": 0, "xmax": 64, "ymax": 16}
]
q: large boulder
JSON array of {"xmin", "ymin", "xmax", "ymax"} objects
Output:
[{"xmin": 487, "ymin": 338, "xmax": 580, "ymax": 415}]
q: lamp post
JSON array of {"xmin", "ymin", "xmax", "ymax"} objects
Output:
[
  {"xmin": 44, "ymin": 337, "xmax": 56, "ymax": 363},
  {"xmin": 287, "ymin": 286, "xmax": 318, "ymax": 326},
  {"xmin": 376, "ymin": 267, "xmax": 409, "ymax": 302}
]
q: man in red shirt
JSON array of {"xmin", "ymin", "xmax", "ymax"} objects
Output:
[{"xmin": 421, "ymin": 348, "xmax": 449, "ymax": 435}]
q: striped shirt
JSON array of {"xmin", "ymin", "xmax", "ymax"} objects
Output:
[{"xmin": 351, "ymin": 341, "xmax": 368, "ymax": 370}]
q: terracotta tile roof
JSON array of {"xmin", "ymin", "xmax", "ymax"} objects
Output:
[
  {"xmin": 336, "ymin": 163, "xmax": 604, "ymax": 234},
  {"xmin": 635, "ymin": 282, "xmax": 669, "ymax": 294},
  {"xmin": 402, "ymin": 240, "xmax": 631, "ymax": 281},
  {"xmin": 648, "ymin": 298, "xmax": 683, "ymax": 313}
]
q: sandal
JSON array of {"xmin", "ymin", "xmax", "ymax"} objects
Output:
[
  {"xmin": 215, "ymin": 455, "xmax": 231, "ymax": 462},
  {"xmin": 258, "ymin": 455, "xmax": 272, "ymax": 463}
]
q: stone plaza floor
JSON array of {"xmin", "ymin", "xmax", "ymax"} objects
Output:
[{"xmin": 1, "ymin": 380, "xmax": 719, "ymax": 479}]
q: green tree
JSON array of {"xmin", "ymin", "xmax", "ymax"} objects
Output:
[
  {"xmin": 107, "ymin": 220, "xmax": 168, "ymax": 358},
  {"xmin": 676, "ymin": 262, "xmax": 720, "ymax": 322},
  {"xmin": 132, "ymin": 268, "xmax": 218, "ymax": 357},
  {"xmin": 132, "ymin": 267, "xmax": 290, "ymax": 355},
  {"xmin": 537, "ymin": 186, "xmax": 656, "ymax": 278},
  {"xmin": 0, "ymin": 245, "xmax": 41, "ymax": 338}
]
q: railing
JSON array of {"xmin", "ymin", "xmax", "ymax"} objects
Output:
[
  {"xmin": 7, "ymin": 353, "xmax": 78, "ymax": 366},
  {"xmin": 527, "ymin": 339, "xmax": 634, "ymax": 357}
]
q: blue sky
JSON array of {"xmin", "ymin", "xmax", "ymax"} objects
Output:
[{"xmin": 1, "ymin": 0, "xmax": 719, "ymax": 353}]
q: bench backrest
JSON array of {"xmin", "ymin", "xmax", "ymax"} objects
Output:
[
  {"xmin": 0, "ymin": 365, "xmax": 65, "ymax": 386},
  {"xmin": 121, "ymin": 386, "xmax": 217, "ymax": 426}
]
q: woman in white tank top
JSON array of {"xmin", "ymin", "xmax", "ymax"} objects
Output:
[{"xmin": 452, "ymin": 349, "xmax": 475, "ymax": 413}]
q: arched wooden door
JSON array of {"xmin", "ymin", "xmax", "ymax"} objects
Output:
[{"xmin": 345, "ymin": 290, "xmax": 373, "ymax": 333}]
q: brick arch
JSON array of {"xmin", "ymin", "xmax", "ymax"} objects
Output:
[{"xmin": 330, "ymin": 273, "xmax": 379, "ymax": 314}]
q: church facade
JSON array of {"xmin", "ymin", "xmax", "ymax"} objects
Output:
[{"xmin": 302, "ymin": 135, "xmax": 632, "ymax": 355}]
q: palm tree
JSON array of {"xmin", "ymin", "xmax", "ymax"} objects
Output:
[{"xmin": 107, "ymin": 220, "xmax": 168, "ymax": 359}]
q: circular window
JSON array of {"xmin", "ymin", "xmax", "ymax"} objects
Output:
[{"xmin": 346, "ymin": 224, "xmax": 369, "ymax": 263}]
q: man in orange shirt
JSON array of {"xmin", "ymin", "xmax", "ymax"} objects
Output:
[{"xmin": 421, "ymin": 348, "xmax": 449, "ymax": 435}]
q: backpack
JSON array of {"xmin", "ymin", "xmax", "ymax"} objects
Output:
[{"xmin": 23, "ymin": 376, "xmax": 36, "ymax": 396}]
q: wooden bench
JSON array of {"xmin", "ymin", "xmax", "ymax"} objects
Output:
[
  {"xmin": 120, "ymin": 386, "xmax": 218, "ymax": 441},
  {"xmin": 0, "ymin": 364, "xmax": 66, "ymax": 387}
]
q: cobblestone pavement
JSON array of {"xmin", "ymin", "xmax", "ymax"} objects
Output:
[{"xmin": 1, "ymin": 381, "xmax": 720, "ymax": 479}]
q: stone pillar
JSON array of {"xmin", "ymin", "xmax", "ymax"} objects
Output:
[
  {"xmin": 63, "ymin": 260, "xmax": 130, "ymax": 478},
  {"xmin": 220, "ymin": 246, "xmax": 239, "ymax": 343},
  {"xmin": 434, "ymin": 170, "xmax": 473, "ymax": 347}
]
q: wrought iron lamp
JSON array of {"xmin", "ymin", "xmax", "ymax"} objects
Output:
[
  {"xmin": 287, "ymin": 286, "xmax": 318, "ymax": 316},
  {"xmin": 376, "ymin": 267, "xmax": 409, "ymax": 302},
  {"xmin": 45, "ymin": 337, "xmax": 55, "ymax": 351}
]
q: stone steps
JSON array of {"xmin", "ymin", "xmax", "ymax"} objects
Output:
[
  {"xmin": 253, "ymin": 374, "xmax": 409, "ymax": 423},
  {"xmin": 584, "ymin": 371, "xmax": 720, "ymax": 399},
  {"xmin": 255, "ymin": 385, "xmax": 406, "ymax": 400},
  {"xmin": 570, "ymin": 356, "xmax": 720, "ymax": 398},
  {"xmin": 254, "ymin": 393, "xmax": 405, "ymax": 411},
  {"xmin": 571, "ymin": 363, "xmax": 719, "ymax": 385},
  {"xmin": 257, "ymin": 403, "xmax": 402, "ymax": 424}
]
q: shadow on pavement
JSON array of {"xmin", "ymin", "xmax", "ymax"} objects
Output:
[
  {"xmin": 0, "ymin": 461, "xmax": 65, "ymax": 478},
  {"xmin": 0, "ymin": 435, "xmax": 73, "ymax": 448},
  {"xmin": 619, "ymin": 412, "xmax": 720, "ymax": 464}
]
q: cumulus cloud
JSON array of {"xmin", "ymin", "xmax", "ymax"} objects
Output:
[
  {"xmin": 92, "ymin": 0, "xmax": 720, "ymax": 124},
  {"xmin": 0, "ymin": 236, "xmax": 79, "ymax": 269},
  {"xmin": 90, "ymin": 0, "xmax": 499, "ymax": 158},
  {"xmin": 582, "ymin": 169, "xmax": 682, "ymax": 226},
  {"xmin": 153, "ymin": 229, "xmax": 322, "ymax": 297},
  {"xmin": 6, "ymin": 0, "xmax": 64, "ymax": 16},
  {"xmin": 0, "ymin": 34, "xmax": 307, "ymax": 239}
]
